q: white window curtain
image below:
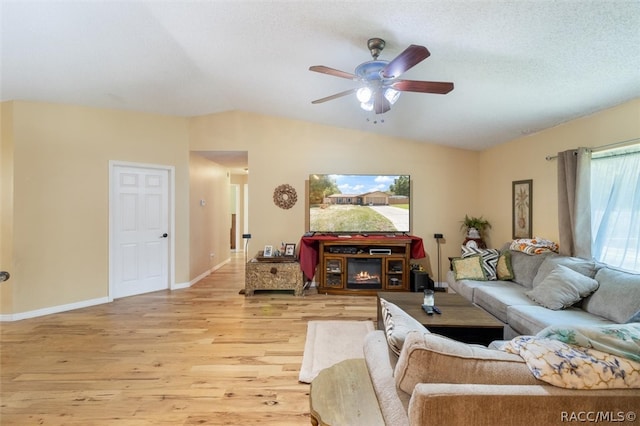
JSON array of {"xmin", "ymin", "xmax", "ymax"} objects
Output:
[{"xmin": 591, "ymin": 147, "xmax": 640, "ymax": 272}]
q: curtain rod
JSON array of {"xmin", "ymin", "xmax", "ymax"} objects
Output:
[{"xmin": 545, "ymin": 137, "xmax": 640, "ymax": 161}]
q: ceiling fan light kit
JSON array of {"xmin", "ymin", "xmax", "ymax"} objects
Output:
[{"xmin": 310, "ymin": 37, "xmax": 454, "ymax": 115}]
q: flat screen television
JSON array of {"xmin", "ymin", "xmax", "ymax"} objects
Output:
[{"xmin": 308, "ymin": 174, "xmax": 411, "ymax": 234}]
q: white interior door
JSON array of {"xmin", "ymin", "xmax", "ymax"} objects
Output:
[{"xmin": 111, "ymin": 164, "xmax": 170, "ymax": 299}]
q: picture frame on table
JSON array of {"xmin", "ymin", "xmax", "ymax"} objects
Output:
[
  {"xmin": 284, "ymin": 243, "xmax": 296, "ymax": 257},
  {"xmin": 263, "ymin": 245, "xmax": 273, "ymax": 257},
  {"xmin": 512, "ymin": 179, "xmax": 532, "ymax": 239}
]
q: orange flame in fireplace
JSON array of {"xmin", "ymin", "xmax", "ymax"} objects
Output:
[{"xmin": 354, "ymin": 270, "xmax": 380, "ymax": 282}]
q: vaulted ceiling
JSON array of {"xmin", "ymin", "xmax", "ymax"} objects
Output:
[{"xmin": 2, "ymin": 1, "xmax": 639, "ymax": 152}]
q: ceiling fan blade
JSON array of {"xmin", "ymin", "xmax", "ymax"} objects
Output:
[
  {"xmin": 381, "ymin": 45, "xmax": 430, "ymax": 79},
  {"xmin": 391, "ymin": 79, "xmax": 454, "ymax": 94},
  {"xmin": 311, "ymin": 88, "xmax": 358, "ymax": 104},
  {"xmin": 309, "ymin": 65, "xmax": 357, "ymax": 80},
  {"xmin": 374, "ymin": 90, "xmax": 391, "ymax": 114}
]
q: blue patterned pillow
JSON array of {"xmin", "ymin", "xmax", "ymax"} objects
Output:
[{"xmin": 461, "ymin": 246, "xmax": 500, "ymax": 280}]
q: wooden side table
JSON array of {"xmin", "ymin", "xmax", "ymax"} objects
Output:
[
  {"xmin": 309, "ymin": 358, "xmax": 385, "ymax": 426},
  {"xmin": 244, "ymin": 258, "xmax": 304, "ymax": 296}
]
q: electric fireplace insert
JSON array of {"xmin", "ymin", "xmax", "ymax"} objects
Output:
[{"xmin": 347, "ymin": 258, "xmax": 382, "ymax": 289}]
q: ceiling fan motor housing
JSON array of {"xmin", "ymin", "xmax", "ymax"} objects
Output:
[{"xmin": 367, "ymin": 37, "xmax": 386, "ymax": 59}]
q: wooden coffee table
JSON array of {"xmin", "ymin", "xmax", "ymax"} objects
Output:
[{"xmin": 377, "ymin": 291, "xmax": 504, "ymax": 345}]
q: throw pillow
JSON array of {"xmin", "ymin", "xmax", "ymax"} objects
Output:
[
  {"xmin": 531, "ymin": 255, "xmax": 598, "ymax": 288},
  {"xmin": 626, "ymin": 310, "xmax": 640, "ymax": 323},
  {"xmin": 394, "ymin": 331, "xmax": 539, "ymax": 394},
  {"xmin": 525, "ymin": 265, "xmax": 599, "ymax": 310},
  {"xmin": 461, "ymin": 246, "xmax": 500, "ymax": 280},
  {"xmin": 582, "ymin": 267, "xmax": 640, "ymax": 324},
  {"xmin": 496, "ymin": 251, "xmax": 515, "ymax": 280},
  {"xmin": 452, "ymin": 255, "xmax": 487, "ymax": 281},
  {"xmin": 509, "ymin": 249, "xmax": 555, "ymax": 288},
  {"xmin": 380, "ymin": 298, "xmax": 428, "ymax": 356}
]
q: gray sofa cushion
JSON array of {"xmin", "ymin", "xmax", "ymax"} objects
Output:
[
  {"xmin": 472, "ymin": 284, "xmax": 536, "ymax": 323},
  {"xmin": 446, "ymin": 271, "xmax": 508, "ymax": 302},
  {"xmin": 446, "ymin": 270, "xmax": 476, "ymax": 300},
  {"xmin": 582, "ymin": 267, "xmax": 640, "ymax": 323},
  {"xmin": 525, "ymin": 265, "xmax": 599, "ymax": 310},
  {"xmin": 532, "ymin": 255, "xmax": 599, "ymax": 288},
  {"xmin": 508, "ymin": 250, "xmax": 555, "ymax": 288},
  {"xmin": 507, "ymin": 305, "xmax": 614, "ymax": 336}
]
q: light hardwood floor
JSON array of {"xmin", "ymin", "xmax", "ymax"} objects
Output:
[{"xmin": 0, "ymin": 253, "xmax": 378, "ymax": 425}]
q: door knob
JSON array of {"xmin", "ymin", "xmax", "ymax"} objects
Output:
[
  {"xmin": 0, "ymin": 271, "xmax": 9, "ymax": 282},
  {"xmin": 161, "ymin": 233, "xmax": 168, "ymax": 238}
]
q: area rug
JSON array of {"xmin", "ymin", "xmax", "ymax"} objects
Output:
[{"xmin": 298, "ymin": 320, "xmax": 375, "ymax": 383}]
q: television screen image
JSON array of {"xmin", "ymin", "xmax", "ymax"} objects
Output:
[{"xmin": 308, "ymin": 174, "xmax": 410, "ymax": 234}]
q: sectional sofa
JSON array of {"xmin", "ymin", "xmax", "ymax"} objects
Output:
[{"xmin": 446, "ymin": 244, "xmax": 640, "ymax": 338}]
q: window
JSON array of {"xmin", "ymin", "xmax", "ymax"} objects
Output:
[{"xmin": 590, "ymin": 145, "xmax": 640, "ymax": 272}]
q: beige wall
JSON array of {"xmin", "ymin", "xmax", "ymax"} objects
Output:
[
  {"xmin": 2, "ymin": 101, "xmax": 190, "ymax": 315},
  {"xmin": 1, "ymin": 103, "xmax": 15, "ymax": 312},
  {"xmin": 188, "ymin": 111, "xmax": 481, "ymax": 278},
  {"xmin": 2, "ymin": 98, "xmax": 637, "ymax": 317},
  {"xmin": 479, "ymin": 98, "xmax": 640, "ymax": 248},
  {"xmin": 189, "ymin": 153, "xmax": 232, "ymax": 278}
]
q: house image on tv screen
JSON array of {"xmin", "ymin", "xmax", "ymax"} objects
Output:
[
  {"xmin": 308, "ymin": 174, "xmax": 411, "ymax": 233},
  {"xmin": 324, "ymin": 191, "xmax": 407, "ymax": 206}
]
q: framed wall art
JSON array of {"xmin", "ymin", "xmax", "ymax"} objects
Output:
[{"xmin": 512, "ymin": 179, "xmax": 532, "ymax": 239}]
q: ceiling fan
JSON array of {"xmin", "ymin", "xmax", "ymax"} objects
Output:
[{"xmin": 309, "ymin": 38, "xmax": 454, "ymax": 114}]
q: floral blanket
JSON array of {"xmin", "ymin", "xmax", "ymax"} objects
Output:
[
  {"xmin": 502, "ymin": 324, "xmax": 640, "ymax": 389},
  {"xmin": 510, "ymin": 238, "xmax": 559, "ymax": 255}
]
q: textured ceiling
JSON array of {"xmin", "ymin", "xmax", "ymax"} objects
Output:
[{"xmin": 2, "ymin": 1, "xmax": 639, "ymax": 158}]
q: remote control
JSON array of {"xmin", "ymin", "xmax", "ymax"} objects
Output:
[
  {"xmin": 422, "ymin": 305, "xmax": 434, "ymax": 315},
  {"xmin": 433, "ymin": 306, "xmax": 441, "ymax": 315}
]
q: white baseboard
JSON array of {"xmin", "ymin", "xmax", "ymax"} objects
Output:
[
  {"xmin": 171, "ymin": 281, "xmax": 191, "ymax": 290},
  {"xmin": 188, "ymin": 258, "xmax": 231, "ymax": 286},
  {"xmin": 2, "ymin": 258, "xmax": 233, "ymax": 322},
  {"xmin": 0, "ymin": 296, "xmax": 110, "ymax": 322},
  {"xmin": 188, "ymin": 268, "xmax": 209, "ymax": 286},
  {"xmin": 213, "ymin": 258, "xmax": 231, "ymax": 271}
]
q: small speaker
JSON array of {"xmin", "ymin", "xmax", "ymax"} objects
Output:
[{"xmin": 410, "ymin": 270, "xmax": 435, "ymax": 292}]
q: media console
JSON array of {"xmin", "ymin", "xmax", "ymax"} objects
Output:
[{"xmin": 299, "ymin": 235, "xmax": 425, "ymax": 296}]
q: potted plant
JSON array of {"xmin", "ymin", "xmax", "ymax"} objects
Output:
[{"xmin": 460, "ymin": 215, "xmax": 492, "ymax": 239}]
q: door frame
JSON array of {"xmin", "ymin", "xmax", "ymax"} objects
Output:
[{"xmin": 108, "ymin": 160, "xmax": 176, "ymax": 302}]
